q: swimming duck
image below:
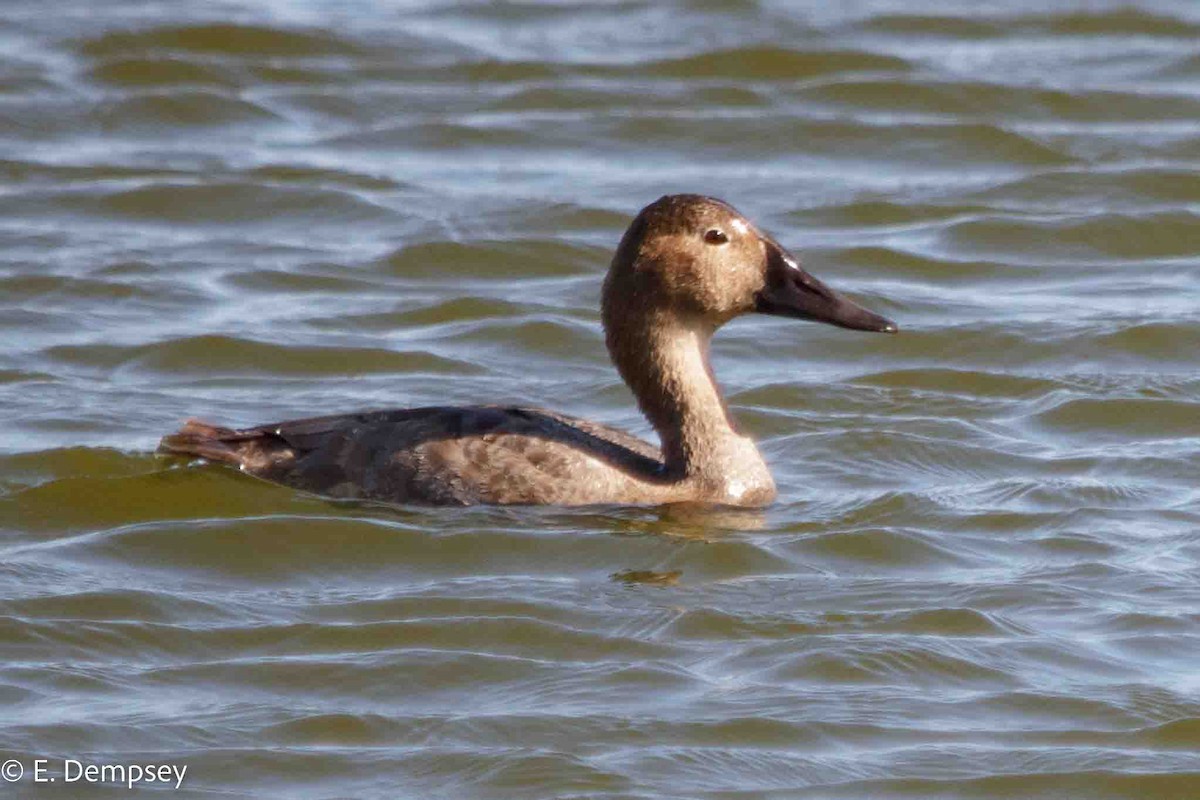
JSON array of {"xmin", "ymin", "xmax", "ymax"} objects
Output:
[{"xmin": 160, "ymin": 194, "xmax": 896, "ymax": 507}]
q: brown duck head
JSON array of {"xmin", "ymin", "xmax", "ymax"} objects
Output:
[{"xmin": 603, "ymin": 194, "xmax": 897, "ymax": 334}]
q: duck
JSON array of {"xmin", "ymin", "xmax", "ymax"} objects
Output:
[{"xmin": 159, "ymin": 194, "xmax": 896, "ymax": 507}]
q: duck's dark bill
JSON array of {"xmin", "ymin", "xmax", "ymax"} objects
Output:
[{"xmin": 755, "ymin": 241, "xmax": 897, "ymax": 333}]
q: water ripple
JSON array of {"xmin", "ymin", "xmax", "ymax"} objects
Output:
[{"xmin": 2, "ymin": 1, "xmax": 1198, "ymax": 798}]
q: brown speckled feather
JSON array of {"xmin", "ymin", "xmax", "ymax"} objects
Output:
[{"xmin": 162, "ymin": 406, "xmax": 671, "ymax": 505}]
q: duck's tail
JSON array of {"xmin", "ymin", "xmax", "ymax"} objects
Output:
[{"xmin": 158, "ymin": 419, "xmax": 246, "ymax": 465}]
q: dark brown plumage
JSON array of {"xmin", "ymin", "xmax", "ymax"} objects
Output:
[{"xmin": 160, "ymin": 194, "xmax": 896, "ymax": 506}]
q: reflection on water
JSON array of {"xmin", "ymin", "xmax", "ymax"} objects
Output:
[
  {"xmin": 611, "ymin": 569, "xmax": 683, "ymax": 586},
  {"xmin": 2, "ymin": 0, "xmax": 1199, "ymax": 798}
]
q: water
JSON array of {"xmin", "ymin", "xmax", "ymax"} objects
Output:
[{"xmin": 2, "ymin": 0, "xmax": 1199, "ymax": 797}]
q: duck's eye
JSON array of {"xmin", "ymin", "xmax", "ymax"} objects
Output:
[{"xmin": 703, "ymin": 228, "xmax": 729, "ymax": 245}]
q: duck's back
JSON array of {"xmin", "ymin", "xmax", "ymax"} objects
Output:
[{"xmin": 159, "ymin": 406, "xmax": 668, "ymax": 505}]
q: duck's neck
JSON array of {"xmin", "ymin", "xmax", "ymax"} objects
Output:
[{"xmin": 606, "ymin": 310, "xmax": 768, "ymax": 493}]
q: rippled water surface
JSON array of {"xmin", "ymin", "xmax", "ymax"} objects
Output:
[{"xmin": 2, "ymin": 0, "xmax": 1199, "ymax": 797}]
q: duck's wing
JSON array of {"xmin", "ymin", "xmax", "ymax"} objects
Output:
[
  {"xmin": 160, "ymin": 405, "xmax": 663, "ymax": 505},
  {"xmin": 504, "ymin": 407, "xmax": 661, "ymax": 462}
]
